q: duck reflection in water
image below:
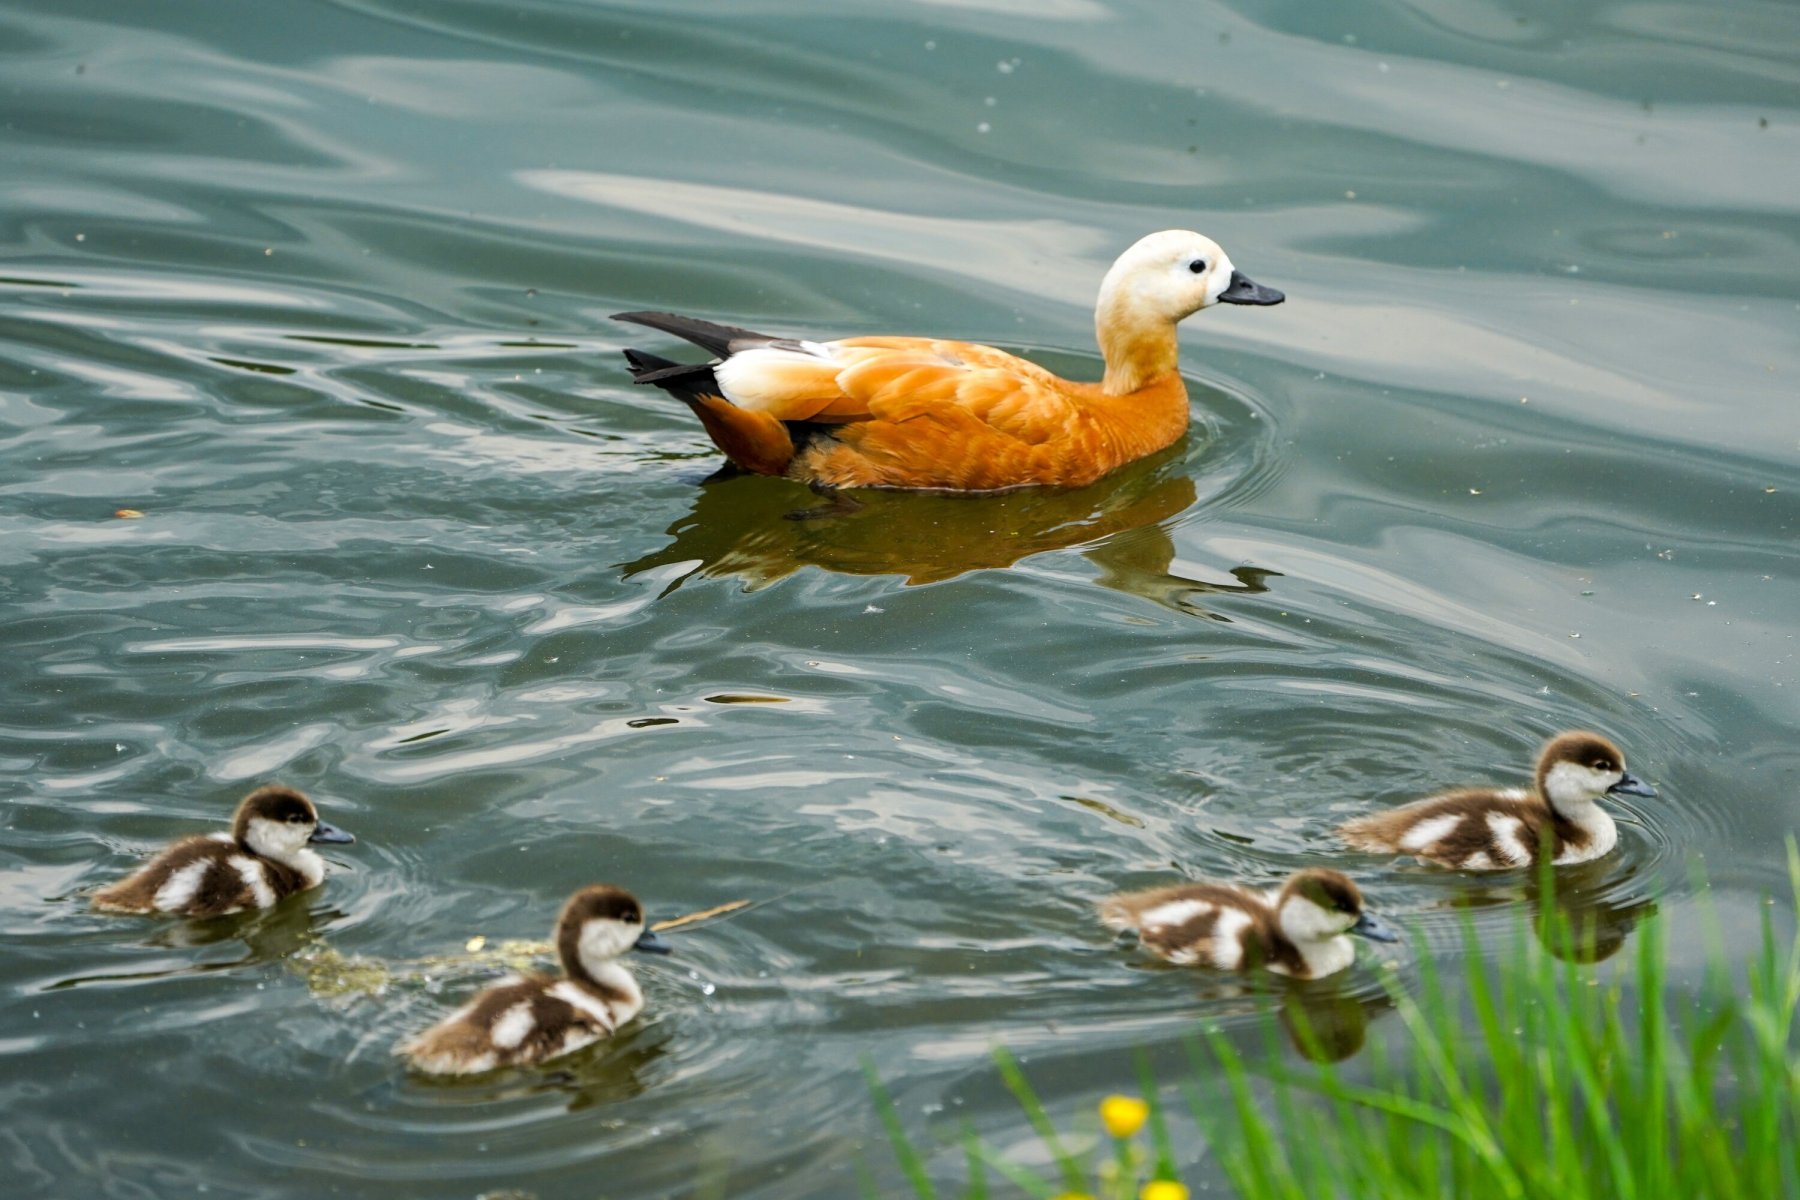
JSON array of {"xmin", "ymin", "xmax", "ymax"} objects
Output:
[
  {"xmin": 406, "ymin": 1024, "xmax": 670, "ymax": 1112},
  {"xmin": 1279, "ymin": 979, "xmax": 1395, "ymax": 1063},
  {"xmin": 622, "ymin": 446, "xmax": 1277, "ymax": 619},
  {"xmin": 1161, "ymin": 975, "xmax": 1394, "ymax": 1065},
  {"xmin": 54, "ymin": 898, "xmax": 330, "ymax": 990},
  {"xmin": 1443, "ymin": 857, "xmax": 1657, "ymax": 964}
]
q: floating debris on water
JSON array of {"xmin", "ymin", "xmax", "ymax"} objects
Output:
[
  {"xmin": 289, "ymin": 900, "xmax": 751, "ymax": 999},
  {"xmin": 653, "ymin": 899, "xmax": 750, "ymax": 932}
]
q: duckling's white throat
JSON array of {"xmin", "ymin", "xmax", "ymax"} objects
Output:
[
  {"xmin": 1540, "ymin": 762, "xmax": 1621, "ymax": 863},
  {"xmin": 243, "ymin": 817, "xmax": 327, "ymax": 886},
  {"xmin": 1275, "ymin": 895, "xmax": 1355, "ymax": 978},
  {"xmin": 1558, "ymin": 803, "xmax": 1618, "ymax": 863}
]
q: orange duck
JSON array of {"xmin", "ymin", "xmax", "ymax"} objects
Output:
[{"xmin": 614, "ymin": 230, "xmax": 1284, "ymax": 493}]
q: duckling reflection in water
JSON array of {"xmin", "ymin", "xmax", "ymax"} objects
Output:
[
  {"xmin": 398, "ymin": 885, "xmax": 669, "ymax": 1076},
  {"xmin": 1339, "ymin": 730, "xmax": 1657, "ymax": 870},
  {"xmin": 1101, "ymin": 868, "xmax": 1399, "ymax": 980},
  {"xmin": 616, "ymin": 230, "xmax": 1283, "ymax": 493},
  {"xmin": 1445, "ymin": 857, "xmax": 1658, "ymax": 964},
  {"xmin": 92, "ymin": 785, "xmax": 355, "ymax": 918}
]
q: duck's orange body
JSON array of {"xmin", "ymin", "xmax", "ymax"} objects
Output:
[{"xmin": 616, "ymin": 231, "xmax": 1283, "ymax": 493}]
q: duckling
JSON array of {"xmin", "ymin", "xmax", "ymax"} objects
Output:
[
  {"xmin": 398, "ymin": 884, "xmax": 671, "ymax": 1076},
  {"xmin": 1100, "ymin": 868, "xmax": 1398, "ymax": 979},
  {"xmin": 1337, "ymin": 730, "xmax": 1657, "ymax": 870},
  {"xmin": 615, "ymin": 229, "xmax": 1284, "ymax": 492},
  {"xmin": 91, "ymin": 785, "xmax": 355, "ymax": 917}
]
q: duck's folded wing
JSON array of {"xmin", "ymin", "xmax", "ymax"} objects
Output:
[
  {"xmin": 717, "ymin": 337, "xmax": 1078, "ymax": 442},
  {"xmin": 1102, "ymin": 884, "xmax": 1260, "ymax": 968}
]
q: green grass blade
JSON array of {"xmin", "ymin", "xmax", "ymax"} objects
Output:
[
  {"xmin": 863, "ymin": 1058, "xmax": 936, "ymax": 1200},
  {"xmin": 1136, "ymin": 1050, "xmax": 1177, "ymax": 1182},
  {"xmin": 960, "ymin": 1125, "xmax": 988, "ymax": 1200},
  {"xmin": 989, "ymin": 1046, "xmax": 1087, "ymax": 1194}
]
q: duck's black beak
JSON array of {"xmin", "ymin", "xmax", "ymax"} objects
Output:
[
  {"xmin": 1607, "ymin": 771, "xmax": 1658, "ymax": 799},
  {"xmin": 309, "ymin": 820, "xmax": 355, "ymax": 845},
  {"xmin": 1218, "ymin": 270, "xmax": 1285, "ymax": 306},
  {"xmin": 1349, "ymin": 911, "xmax": 1401, "ymax": 943},
  {"xmin": 632, "ymin": 928, "xmax": 674, "ymax": 955}
]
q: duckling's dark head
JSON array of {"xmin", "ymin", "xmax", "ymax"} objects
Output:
[
  {"xmin": 1537, "ymin": 730, "xmax": 1656, "ymax": 810},
  {"xmin": 1280, "ymin": 869, "xmax": 1399, "ymax": 944},
  {"xmin": 232, "ymin": 785, "xmax": 354, "ymax": 857},
  {"xmin": 557, "ymin": 884, "xmax": 671, "ymax": 979}
]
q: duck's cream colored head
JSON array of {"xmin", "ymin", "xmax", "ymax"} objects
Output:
[
  {"xmin": 1535, "ymin": 730, "xmax": 1657, "ymax": 813},
  {"xmin": 1095, "ymin": 230, "xmax": 1283, "ymax": 393}
]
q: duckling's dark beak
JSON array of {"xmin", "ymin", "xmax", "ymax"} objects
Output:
[
  {"xmin": 1349, "ymin": 912, "xmax": 1401, "ymax": 943},
  {"xmin": 1608, "ymin": 771, "xmax": 1657, "ymax": 798},
  {"xmin": 632, "ymin": 928, "xmax": 673, "ymax": 955},
  {"xmin": 309, "ymin": 820, "xmax": 355, "ymax": 845},
  {"xmin": 1218, "ymin": 270, "xmax": 1285, "ymax": 306}
]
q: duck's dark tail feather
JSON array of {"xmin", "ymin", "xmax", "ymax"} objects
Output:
[
  {"xmin": 613, "ymin": 310, "xmax": 778, "ymax": 359},
  {"xmin": 622, "ymin": 347, "xmax": 720, "ymax": 393},
  {"xmin": 616, "ymin": 344, "xmax": 795, "ymax": 476}
]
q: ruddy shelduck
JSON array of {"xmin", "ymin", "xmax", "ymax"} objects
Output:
[
  {"xmin": 91, "ymin": 785, "xmax": 356, "ymax": 918},
  {"xmin": 614, "ymin": 230, "xmax": 1284, "ymax": 492},
  {"xmin": 398, "ymin": 884, "xmax": 671, "ymax": 1076},
  {"xmin": 1101, "ymin": 868, "xmax": 1398, "ymax": 979},
  {"xmin": 1338, "ymin": 730, "xmax": 1657, "ymax": 870}
]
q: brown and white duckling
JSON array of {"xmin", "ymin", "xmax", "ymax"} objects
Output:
[
  {"xmin": 1100, "ymin": 868, "xmax": 1399, "ymax": 979},
  {"xmin": 398, "ymin": 884, "xmax": 671, "ymax": 1076},
  {"xmin": 91, "ymin": 785, "xmax": 355, "ymax": 917},
  {"xmin": 1338, "ymin": 730, "xmax": 1657, "ymax": 870}
]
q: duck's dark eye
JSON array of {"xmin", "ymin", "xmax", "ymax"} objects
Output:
[
  {"xmin": 1187, "ymin": 258, "xmax": 1207, "ymax": 274},
  {"xmin": 1592, "ymin": 760, "xmax": 1612, "ymax": 772},
  {"xmin": 288, "ymin": 813, "xmax": 309, "ymax": 823}
]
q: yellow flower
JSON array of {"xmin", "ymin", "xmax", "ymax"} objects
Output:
[
  {"xmin": 1140, "ymin": 1182, "xmax": 1189, "ymax": 1200},
  {"xmin": 1099, "ymin": 1094, "xmax": 1149, "ymax": 1139}
]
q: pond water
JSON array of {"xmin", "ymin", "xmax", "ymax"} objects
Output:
[{"xmin": 3, "ymin": 0, "xmax": 1797, "ymax": 1195}]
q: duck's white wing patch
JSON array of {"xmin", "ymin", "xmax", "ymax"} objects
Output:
[
  {"xmin": 1209, "ymin": 907, "xmax": 1252, "ymax": 969},
  {"xmin": 558, "ymin": 1025, "xmax": 605, "ymax": 1057},
  {"xmin": 1398, "ymin": 813, "xmax": 1463, "ymax": 853},
  {"xmin": 152, "ymin": 859, "xmax": 212, "ymax": 912},
  {"xmin": 489, "ymin": 1001, "xmax": 536, "ymax": 1050},
  {"xmin": 228, "ymin": 856, "xmax": 277, "ymax": 908},
  {"xmin": 1486, "ymin": 813, "xmax": 1530, "ymax": 866},
  {"xmin": 714, "ymin": 343, "xmax": 842, "ymax": 412},
  {"xmin": 432, "ymin": 979, "xmax": 524, "ymax": 1040},
  {"xmin": 547, "ymin": 981, "xmax": 617, "ymax": 1033},
  {"xmin": 1136, "ymin": 897, "xmax": 1213, "ymax": 931}
]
